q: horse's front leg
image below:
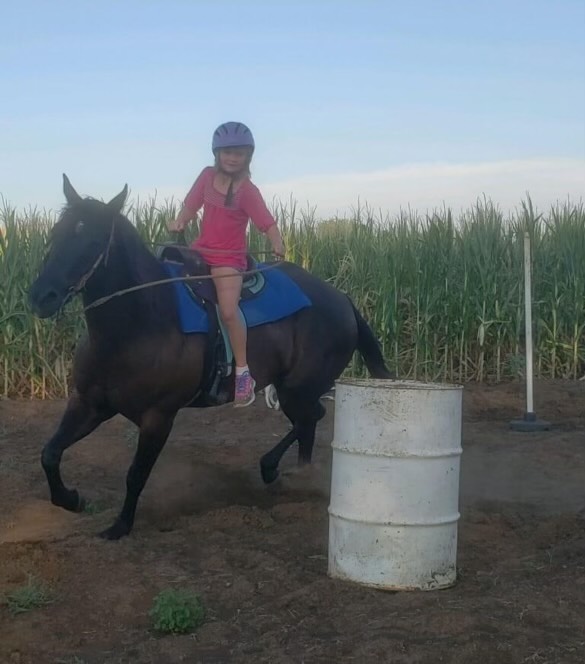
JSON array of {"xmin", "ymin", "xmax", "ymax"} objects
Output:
[
  {"xmin": 100, "ymin": 409, "xmax": 175, "ymax": 540},
  {"xmin": 41, "ymin": 393, "xmax": 114, "ymax": 512}
]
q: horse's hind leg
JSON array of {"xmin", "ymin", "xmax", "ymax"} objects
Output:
[
  {"xmin": 260, "ymin": 427, "xmax": 298, "ymax": 484},
  {"xmin": 295, "ymin": 400, "xmax": 326, "ymax": 466},
  {"xmin": 100, "ymin": 409, "xmax": 175, "ymax": 540},
  {"xmin": 259, "ymin": 389, "xmax": 326, "ymax": 484},
  {"xmin": 42, "ymin": 393, "xmax": 114, "ymax": 512}
]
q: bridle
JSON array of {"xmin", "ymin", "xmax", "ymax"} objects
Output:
[{"xmin": 58, "ymin": 213, "xmax": 116, "ymax": 314}]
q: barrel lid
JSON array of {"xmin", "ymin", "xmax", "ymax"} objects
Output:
[{"xmin": 335, "ymin": 378, "xmax": 463, "ymax": 391}]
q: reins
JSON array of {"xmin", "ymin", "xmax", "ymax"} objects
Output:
[
  {"xmin": 83, "ymin": 261, "xmax": 283, "ymax": 312},
  {"xmin": 56, "ymin": 221, "xmax": 285, "ymax": 313}
]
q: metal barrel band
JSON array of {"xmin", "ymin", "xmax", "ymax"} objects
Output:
[
  {"xmin": 330, "ymin": 446, "xmax": 463, "ymax": 459},
  {"xmin": 328, "ymin": 510, "xmax": 461, "ymax": 527}
]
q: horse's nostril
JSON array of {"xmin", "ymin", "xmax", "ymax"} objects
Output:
[{"xmin": 29, "ymin": 286, "xmax": 63, "ymax": 318}]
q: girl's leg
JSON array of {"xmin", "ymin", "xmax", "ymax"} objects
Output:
[{"xmin": 211, "ymin": 266, "xmax": 256, "ymax": 407}]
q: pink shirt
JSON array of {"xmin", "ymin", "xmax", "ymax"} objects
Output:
[{"xmin": 183, "ymin": 166, "xmax": 276, "ymax": 270}]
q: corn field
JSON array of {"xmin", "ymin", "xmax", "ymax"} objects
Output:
[{"xmin": 1, "ymin": 195, "xmax": 584, "ymax": 399}]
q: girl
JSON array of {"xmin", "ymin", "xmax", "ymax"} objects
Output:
[{"xmin": 168, "ymin": 122, "xmax": 286, "ymax": 407}]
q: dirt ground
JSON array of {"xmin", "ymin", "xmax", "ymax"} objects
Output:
[{"xmin": 0, "ymin": 380, "xmax": 584, "ymax": 664}]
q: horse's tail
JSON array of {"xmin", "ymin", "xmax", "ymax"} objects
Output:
[{"xmin": 351, "ymin": 300, "xmax": 394, "ymax": 379}]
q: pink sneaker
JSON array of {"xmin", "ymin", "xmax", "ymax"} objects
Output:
[{"xmin": 234, "ymin": 371, "xmax": 256, "ymax": 407}]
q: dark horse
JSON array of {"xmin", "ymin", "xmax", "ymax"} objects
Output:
[{"xmin": 28, "ymin": 175, "xmax": 392, "ymax": 540}]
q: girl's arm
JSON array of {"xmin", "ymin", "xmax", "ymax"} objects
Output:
[
  {"xmin": 168, "ymin": 205, "xmax": 196, "ymax": 232},
  {"xmin": 243, "ymin": 184, "xmax": 286, "ymax": 258},
  {"xmin": 266, "ymin": 224, "xmax": 286, "ymax": 258},
  {"xmin": 167, "ymin": 168, "xmax": 209, "ymax": 231}
]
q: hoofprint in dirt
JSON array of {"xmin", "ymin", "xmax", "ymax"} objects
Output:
[{"xmin": 0, "ymin": 380, "xmax": 584, "ymax": 664}]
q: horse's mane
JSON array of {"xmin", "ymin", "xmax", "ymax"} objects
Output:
[{"xmin": 66, "ymin": 197, "xmax": 179, "ymax": 329}]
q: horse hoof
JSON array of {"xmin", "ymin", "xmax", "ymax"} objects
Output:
[
  {"xmin": 53, "ymin": 489, "xmax": 85, "ymax": 513},
  {"xmin": 261, "ymin": 465, "xmax": 279, "ymax": 485},
  {"xmin": 98, "ymin": 520, "xmax": 130, "ymax": 541}
]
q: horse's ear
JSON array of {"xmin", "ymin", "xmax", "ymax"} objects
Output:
[
  {"xmin": 63, "ymin": 174, "xmax": 82, "ymax": 205},
  {"xmin": 107, "ymin": 184, "xmax": 128, "ymax": 214}
]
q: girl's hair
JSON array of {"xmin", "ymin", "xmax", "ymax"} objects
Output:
[{"xmin": 214, "ymin": 149, "xmax": 253, "ymax": 206}]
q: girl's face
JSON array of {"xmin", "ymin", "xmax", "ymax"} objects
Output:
[{"xmin": 217, "ymin": 147, "xmax": 251, "ymax": 175}]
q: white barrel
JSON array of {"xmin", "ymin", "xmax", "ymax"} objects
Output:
[{"xmin": 328, "ymin": 378, "xmax": 463, "ymax": 591}]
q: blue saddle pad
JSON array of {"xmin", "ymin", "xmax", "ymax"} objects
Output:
[{"xmin": 162, "ymin": 261, "xmax": 312, "ymax": 334}]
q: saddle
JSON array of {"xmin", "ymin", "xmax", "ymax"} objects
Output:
[
  {"xmin": 157, "ymin": 243, "xmax": 264, "ymax": 407},
  {"xmin": 158, "ymin": 244, "xmax": 265, "ymax": 300}
]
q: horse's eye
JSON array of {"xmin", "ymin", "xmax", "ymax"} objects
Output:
[{"xmin": 75, "ymin": 221, "xmax": 85, "ymax": 234}]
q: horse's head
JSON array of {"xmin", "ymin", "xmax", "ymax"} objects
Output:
[{"xmin": 29, "ymin": 175, "xmax": 128, "ymax": 318}]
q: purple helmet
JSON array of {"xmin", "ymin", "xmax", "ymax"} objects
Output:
[{"xmin": 212, "ymin": 121, "xmax": 255, "ymax": 154}]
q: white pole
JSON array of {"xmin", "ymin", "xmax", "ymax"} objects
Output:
[
  {"xmin": 523, "ymin": 232, "xmax": 534, "ymax": 414},
  {"xmin": 510, "ymin": 230, "xmax": 549, "ymax": 431}
]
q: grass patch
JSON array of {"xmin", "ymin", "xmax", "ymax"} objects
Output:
[
  {"xmin": 83, "ymin": 499, "xmax": 107, "ymax": 515},
  {"xmin": 150, "ymin": 588, "xmax": 206, "ymax": 634},
  {"xmin": 4, "ymin": 575, "xmax": 54, "ymax": 615}
]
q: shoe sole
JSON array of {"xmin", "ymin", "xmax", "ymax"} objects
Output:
[{"xmin": 234, "ymin": 393, "xmax": 256, "ymax": 408}]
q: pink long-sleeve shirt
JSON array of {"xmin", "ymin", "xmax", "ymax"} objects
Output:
[{"xmin": 183, "ymin": 166, "xmax": 276, "ymax": 270}]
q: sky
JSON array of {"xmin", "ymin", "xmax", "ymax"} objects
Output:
[{"xmin": 1, "ymin": 0, "xmax": 584, "ymax": 218}]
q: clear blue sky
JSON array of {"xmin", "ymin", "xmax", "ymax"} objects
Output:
[{"xmin": 2, "ymin": 0, "xmax": 584, "ymax": 215}]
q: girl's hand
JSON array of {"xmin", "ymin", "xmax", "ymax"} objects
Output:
[
  {"xmin": 167, "ymin": 219, "xmax": 186, "ymax": 233},
  {"xmin": 272, "ymin": 240, "xmax": 286, "ymax": 261}
]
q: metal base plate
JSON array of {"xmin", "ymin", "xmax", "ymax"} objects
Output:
[{"xmin": 509, "ymin": 412, "xmax": 551, "ymax": 432}]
